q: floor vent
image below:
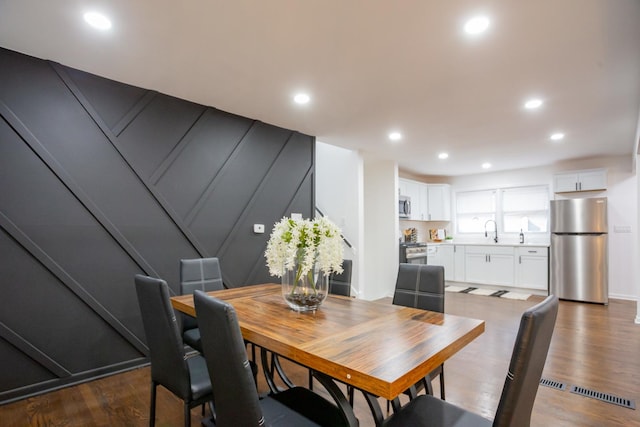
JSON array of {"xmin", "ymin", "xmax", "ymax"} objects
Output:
[
  {"xmin": 539, "ymin": 378, "xmax": 566, "ymax": 391},
  {"xmin": 570, "ymin": 385, "xmax": 636, "ymax": 410}
]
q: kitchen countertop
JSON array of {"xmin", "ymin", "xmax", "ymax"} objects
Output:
[{"xmin": 427, "ymin": 241, "xmax": 550, "ymax": 247}]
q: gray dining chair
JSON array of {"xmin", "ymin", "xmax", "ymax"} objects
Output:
[
  {"xmin": 392, "ymin": 263, "xmax": 446, "ymax": 401},
  {"xmin": 382, "ymin": 295, "xmax": 559, "ymax": 427},
  {"xmin": 134, "ymin": 274, "xmax": 214, "ymax": 427},
  {"xmin": 179, "ymin": 257, "xmax": 224, "ymax": 351},
  {"xmin": 179, "ymin": 257, "xmax": 258, "ymax": 382},
  {"xmin": 328, "ymin": 259, "xmax": 353, "ymax": 297},
  {"xmin": 193, "ymin": 290, "xmax": 359, "ymax": 427}
]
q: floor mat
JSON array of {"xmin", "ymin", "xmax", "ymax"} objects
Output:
[{"xmin": 445, "ymin": 285, "xmax": 531, "ymax": 300}]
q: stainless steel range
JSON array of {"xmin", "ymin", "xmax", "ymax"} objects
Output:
[{"xmin": 399, "ymin": 242, "xmax": 428, "ymax": 264}]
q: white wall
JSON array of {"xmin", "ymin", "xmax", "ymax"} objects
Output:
[
  {"xmin": 637, "ymin": 153, "xmax": 640, "ymax": 324},
  {"xmin": 449, "ymin": 155, "xmax": 637, "ymax": 300},
  {"xmin": 315, "ymin": 142, "xmax": 363, "ymax": 296},
  {"xmin": 362, "ymin": 154, "xmax": 399, "ymax": 300}
]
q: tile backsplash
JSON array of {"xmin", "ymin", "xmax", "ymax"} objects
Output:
[{"xmin": 400, "ymin": 220, "xmax": 450, "ymax": 242}]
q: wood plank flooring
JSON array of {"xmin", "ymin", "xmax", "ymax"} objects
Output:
[{"xmin": 1, "ymin": 292, "xmax": 639, "ymax": 426}]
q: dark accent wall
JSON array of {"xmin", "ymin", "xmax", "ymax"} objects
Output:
[{"xmin": 0, "ymin": 47, "xmax": 315, "ymax": 403}]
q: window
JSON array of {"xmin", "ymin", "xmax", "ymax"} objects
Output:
[
  {"xmin": 456, "ymin": 186, "xmax": 549, "ymax": 235},
  {"xmin": 501, "ymin": 186, "xmax": 549, "ymax": 233},
  {"xmin": 456, "ymin": 190, "xmax": 496, "ymax": 233}
]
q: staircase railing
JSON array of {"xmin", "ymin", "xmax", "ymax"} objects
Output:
[{"xmin": 315, "ymin": 207, "xmax": 354, "ymax": 249}]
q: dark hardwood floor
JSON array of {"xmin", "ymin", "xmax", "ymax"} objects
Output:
[{"xmin": 2, "ymin": 291, "xmax": 639, "ymax": 426}]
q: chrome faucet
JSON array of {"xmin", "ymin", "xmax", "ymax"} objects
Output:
[{"xmin": 484, "ymin": 220, "xmax": 498, "ymax": 243}]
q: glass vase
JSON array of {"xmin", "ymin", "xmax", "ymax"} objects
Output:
[{"xmin": 281, "ymin": 262, "xmax": 328, "ymax": 312}]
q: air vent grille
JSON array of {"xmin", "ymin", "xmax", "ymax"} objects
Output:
[
  {"xmin": 570, "ymin": 385, "xmax": 636, "ymax": 410},
  {"xmin": 539, "ymin": 378, "xmax": 566, "ymax": 391}
]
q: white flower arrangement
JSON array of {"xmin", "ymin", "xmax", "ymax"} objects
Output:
[{"xmin": 265, "ymin": 216, "xmax": 344, "ymax": 279}]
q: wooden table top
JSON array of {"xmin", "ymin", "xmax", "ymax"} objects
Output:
[{"xmin": 171, "ymin": 283, "xmax": 485, "ymax": 400}]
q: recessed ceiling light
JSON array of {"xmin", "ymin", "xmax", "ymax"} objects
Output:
[
  {"xmin": 550, "ymin": 132, "xmax": 565, "ymax": 141},
  {"xmin": 482, "ymin": 162, "xmax": 492, "ymax": 169},
  {"xmin": 84, "ymin": 12, "xmax": 111, "ymax": 30},
  {"xmin": 438, "ymin": 152, "xmax": 449, "ymax": 159},
  {"xmin": 464, "ymin": 16, "xmax": 490, "ymax": 35},
  {"xmin": 524, "ymin": 98, "xmax": 543, "ymax": 109},
  {"xmin": 293, "ymin": 93, "xmax": 310, "ymax": 104},
  {"xmin": 388, "ymin": 132, "xmax": 402, "ymax": 142}
]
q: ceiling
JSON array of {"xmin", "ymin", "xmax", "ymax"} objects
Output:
[{"xmin": 1, "ymin": 1, "xmax": 639, "ymax": 177}]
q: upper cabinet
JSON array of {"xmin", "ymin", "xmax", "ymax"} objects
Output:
[
  {"xmin": 399, "ymin": 178, "xmax": 451, "ymax": 221},
  {"xmin": 427, "ymin": 184, "xmax": 451, "ymax": 221},
  {"xmin": 553, "ymin": 169, "xmax": 607, "ymax": 193}
]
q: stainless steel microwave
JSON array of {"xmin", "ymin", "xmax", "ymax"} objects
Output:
[{"xmin": 399, "ymin": 195, "xmax": 411, "ymax": 218}]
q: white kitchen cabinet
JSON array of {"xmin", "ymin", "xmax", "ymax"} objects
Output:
[
  {"xmin": 398, "ymin": 179, "xmax": 451, "ymax": 221},
  {"xmin": 453, "ymin": 244, "xmax": 465, "ymax": 281},
  {"xmin": 427, "ymin": 184, "xmax": 451, "ymax": 221},
  {"xmin": 398, "ymin": 178, "xmax": 410, "ymax": 197},
  {"xmin": 399, "ymin": 178, "xmax": 421, "ymax": 220},
  {"xmin": 417, "ymin": 184, "xmax": 429, "ymax": 221},
  {"xmin": 427, "ymin": 244, "xmax": 454, "ymax": 281},
  {"xmin": 515, "ymin": 246, "xmax": 548, "ymax": 290},
  {"xmin": 553, "ymin": 169, "xmax": 607, "ymax": 193},
  {"xmin": 464, "ymin": 245, "xmax": 515, "ymax": 287}
]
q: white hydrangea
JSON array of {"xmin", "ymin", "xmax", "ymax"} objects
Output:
[{"xmin": 265, "ymin": 216, "xmax": 344, "ymax": 278}]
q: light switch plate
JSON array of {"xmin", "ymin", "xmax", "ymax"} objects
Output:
[
  {"xmin": 253, "ymin": 224, "xmax": 265, "ymax": 234},
  {"xmin": 291, "ymin": 213, "xmax": 303, "ymax": 220}
]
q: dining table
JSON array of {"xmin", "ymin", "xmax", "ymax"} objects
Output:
[{"xmin": 170, "ymin": 283, "xmax": 485, "ymax": 424}]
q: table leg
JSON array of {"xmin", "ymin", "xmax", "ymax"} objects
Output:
[
  {"xmin": 259, "ymin": 348, "xmax": 298, "ymax": 393},
  {"xmin": 361, "ymin": 391, "xmax": 385, "ymax": 427},
  {"xmin": 311, "ymin": 372, "xmax": 359, "ymax": 427}
]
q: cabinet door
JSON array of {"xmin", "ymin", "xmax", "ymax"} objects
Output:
[
  {"xmin": 453, "ymin": 245, "xmax": 465, "ymax": 281},
  {"xmin": 426, "ymin": 247, "xmax": 442, "ymax": 267},
  {"xmin": 418, "ymin": 183, "xmax": 429, "ymax": 220},
  {"xmin": 554, "ymin": 172, "xmax": 578, "ymax": 192},
  {"xmin": 398, "ymin": 179, "xmax": 410, "ymax": 196},
  {"xmin": 427, "ymin": 184, "xmax": 451, "ymax": 221},
  {"xmin": 430, "ymin": 245, "xmax": 454, "ymax": 280},
  {"xmin": 465, "ymin": 252, "xmax": 489, "ymax": 284},
  {"xmin": 578, "ymin": 170, "xmax": 607, "ymax": 191},
  {"xmin": 516, "ymin": 247, "xmax": 548, "ymax": 290},
  {"xmin": 487, "ymin": 254, "xmax": 515, "ymax": 286},
  {"xmin": 439, "ymin": 245, "xmax": 454, "ymax": 281}
]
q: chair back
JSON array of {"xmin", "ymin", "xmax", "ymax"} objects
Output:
[
  {"xmin": 392, "ymin": 263, "xmax": 444, "ymax": 313},
  {"xmin": 134, "ymin": 274, "xmax": 191, "ymax": 399},
  {"xmin": 194, "ymin": 290, "xmax": 263, "ymax": 427},
  {"xmin": 329, "ymin": 259, "xmax": 353, "ymax": 297},
  {"xmin": 492, "ymin": 295, "xmax": 559, "ymax": 427},
  {"xmin": 180, "ymin": 257, "xmax": 224, "ymax": 331}
]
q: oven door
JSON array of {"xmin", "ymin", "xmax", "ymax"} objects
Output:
[{"xmin": 405, "ymin": 252, "xmax": 428, "ymax": 264}]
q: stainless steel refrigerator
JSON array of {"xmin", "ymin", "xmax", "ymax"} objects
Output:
[{"xmin": 550, "ymin": 197, "xmax": 608, "ymax": 304}]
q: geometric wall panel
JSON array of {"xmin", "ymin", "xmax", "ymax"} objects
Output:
[{"xmin": 0, "ymin": 47, "xmax": 314, "ymax": 403}]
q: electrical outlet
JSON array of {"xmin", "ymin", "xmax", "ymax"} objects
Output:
[
  {"xmin": 291, "ymin": 213, "xmax": 303, "ymax": 220},
  {"xmin": 613, "ymin": 225, "xmax": 631, "ymax": 233},
  {"xmin": 253, "ymin": 224, "xmax": 265, "ymax": 234}
]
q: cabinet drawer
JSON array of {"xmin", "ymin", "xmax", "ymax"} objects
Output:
[
  {"xmin": 516, "ymin": 247, "xmax": 547, "ymax": 256},
  {"xmin": 464, "ymin": 245, "xmax": 514, "ymax": 255}
]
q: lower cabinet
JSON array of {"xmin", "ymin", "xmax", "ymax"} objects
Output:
[
  {"xmin": 464, "ymin": 245, "xmax": 515, "ymax": 287},
  {"xmin": 427, "ymin": 244, "xmax": 454, "ymax": 281},
  {"xmin": 515, "ymin": 246, "xmax": 548, "ymax": 290},
  {"xmin": 425, "ymin": 243, "xmax": 548, "ymax": 292},
  {"xmin": 452, "ymin": 245, "xmax": 465, "ymax": 282}
]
